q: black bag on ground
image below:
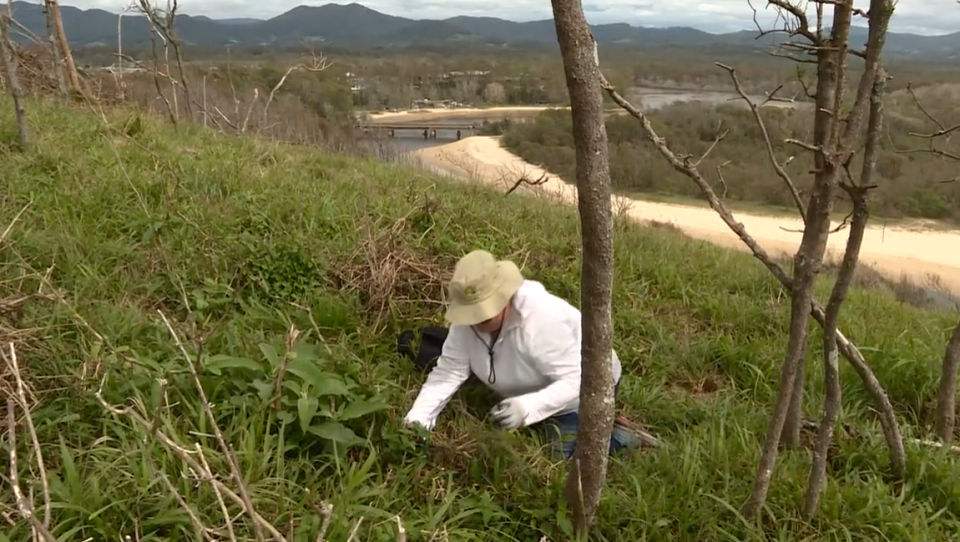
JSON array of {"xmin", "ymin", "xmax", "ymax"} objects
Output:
[{"xmin": 397, "ymin": 325, "xmax": 449, "ymax": 373}]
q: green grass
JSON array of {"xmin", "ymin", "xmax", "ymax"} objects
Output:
[{"xmin": 1, "ymin": 95, "xmax": 960, "ymax": 541}]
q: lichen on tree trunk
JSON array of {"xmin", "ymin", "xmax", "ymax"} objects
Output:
[{"xmin": 549, "ymin": 0, "xmax": 617, "ymax": 537}]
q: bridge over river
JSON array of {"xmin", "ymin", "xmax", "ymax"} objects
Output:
[{"xmin": 356, "ymin": 123, "xmax": 477, "ymax": 140}]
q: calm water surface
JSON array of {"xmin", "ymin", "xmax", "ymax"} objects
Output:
[{"xmin": 362, "ymin": 86, "xmax": 800, "ymax": 156}]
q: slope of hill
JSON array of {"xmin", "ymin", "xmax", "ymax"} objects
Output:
[
  {"xmin": 1, "ymin": 92, "xmax": 960, "ymax": 539},
  {"xmin": 9, "ymin": 1, "xmax": 960, "ymax": 58}
]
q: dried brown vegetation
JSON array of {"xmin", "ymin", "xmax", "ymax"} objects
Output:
[{"xmin": 330, "ymin": 211, "xmax": 449, "ymax": 333}]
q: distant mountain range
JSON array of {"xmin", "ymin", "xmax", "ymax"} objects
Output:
[{"xmin": 8, "ymin": 1, "xmax": 960, "ymax": 59}]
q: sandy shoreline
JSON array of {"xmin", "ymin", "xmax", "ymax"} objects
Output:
[
  {"xmin": 410, "ymin": 136, "xmax": 960, "ymax": 296},
  {"xmin": 361, "ymin": 96, "xmax": 798, "ymax": 124},
  {"xmin": 366, "ymin": 106, "xmax": 555, "ymax": 123}
]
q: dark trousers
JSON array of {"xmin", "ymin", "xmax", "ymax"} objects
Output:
[{"xmin": 539, "ymin": 381, "xmax": 625, "ymax": 460}]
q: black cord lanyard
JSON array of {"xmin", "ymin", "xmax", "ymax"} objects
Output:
[{"xmin": 471, "ymin": 327, "xmax": 499, "ymax": 384}]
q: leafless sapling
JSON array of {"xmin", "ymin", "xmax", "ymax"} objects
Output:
[
  {"xmin": 550, "ymin": 0, "xmax": 617, "ymax": 536},
  {"xmin": 0, "ymin": 3, "xmax": 28, "ymax": 149},
  {"xmin": 897, "ymin": 83, "xmax": 960, "ymax": 443},
  {"xmin": 598, "ymin": 0, "xmax": 902, "ymax": 520}
]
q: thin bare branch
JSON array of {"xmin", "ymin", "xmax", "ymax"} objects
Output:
[
  {"xmin": 2, "ymin": 343, "xmax": 52, "ymax": 530},
  {"xmin": 158, "ymin": 310, "xmax": 270, "ymax": 542},
  {"xmin": 6, "ymin": 399, "xmax": 57, "ymax": 542},
  {"xmin": 196, "ymin": 444, "xmax": 237, "ymax": 541},
  {"xmin": 262, "ymin": 51, "xmax": 332, "ymax": 120},
  {"xmin": 505, "ymin": 171, "xmax": 550, "ymax": 196},
  {"xmin": 599, "ymin": 64, "xmax": 906, "ymax": 490},
  {"xmin": 748, "ymin": 0, "xmax": 819, "ymax": 45},
  {"xmin": 892, "ymin": 82, "xmax": 960, "ymax": 171},
  {"xmin": 716, "ymin": 62, "xmax": 806, "ymax": 220},
  {"xmin": 906, "ymin": 83, "xmax": 960, "ymax": 138},
  {"xmin": 152, "ymin": 456, "xmax": 218, "ymax": 541},
  {"xmin": 95, "ymin": 376, "xmax": 288, "ymax": 541},
  {"xmin": 694, "ymin": 124, "xmax": 728, "ymax": 167}
]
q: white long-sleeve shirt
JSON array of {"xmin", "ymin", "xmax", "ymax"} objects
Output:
[{"xmin": 403, "ymin": 280, "xmax": 622, "ymax": 430}]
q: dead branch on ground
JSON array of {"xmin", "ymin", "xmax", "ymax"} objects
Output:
[
  {"xmin": 151, "ymin": 453, "xmax": 220, "ymax": 541},
  {"xmin": 95, "ymin": 372, "xmax": 287, "ymax": 541},
  {"xmin": 88, "ymin": 310, "xmax": 401, "ymax": 541},
  {"xmin": 157, "ymin": 310, "xmax": 268, "ymax": 542},
  {"xmin": 6, "ymin": 394, "xmax": 56, "ymax": 541},
  {"xmin": 599, "ymin": 0, "xmax": 901, "ymax": 520},
  {"xmin": 2, "ymin": 343, "xmax": 52, "ymax": 532}
]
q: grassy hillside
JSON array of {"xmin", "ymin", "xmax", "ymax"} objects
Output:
[{"xmin": 1, "ymin": 96, "xmax": 959, "ymax": 541}]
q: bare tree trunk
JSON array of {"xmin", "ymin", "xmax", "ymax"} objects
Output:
[
  {"xmin": 598, "ymin": 0, "xmax": 901, "ymax": 518},
  {"xmin": 803, "ymin": 63, "xmax": 888, "ymax": 517},
  {"xmin": 802, "ymin": 190, "xmax": 867, "ymax": 517},
  {"xmin": 0, "ymin": 10, "xmax": 27, "ymax": 150},
  {"xmin": 743, "ymin": 254, "xmax": 822, "ymax": 518},
  {"xmin": 43, "ymin": 0, "xmax": 66, "ymax": 99},
  {"xmin": 935, "ymin": 318, "xmax": 960, "ymax": 442},
  {"xmin": 742, "ymin": 18, "xmax": 846, "ymax": 519},
  {"xmin": 549, "ymin": 0, "xmax": 616, "ymax": 536},
  {"xmin": 783, "ymin": 341, "xmax": 807, "ymax": 448},
  {"xmin": 602, "ymin": 75, "xmax": 907, "ymax": 485},
  {"xmin": 44, "ymin": 0, "xmax": 81, "ymax": 96}
]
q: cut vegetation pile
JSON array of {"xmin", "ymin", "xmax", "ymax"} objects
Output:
[{"xmin": 1, "ymin": 96, "xmax": 959, "ymax": 541}]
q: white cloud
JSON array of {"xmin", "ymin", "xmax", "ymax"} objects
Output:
[{"xmin": 63, "ymin": 0, "xmax": 960, "ymax": 36}]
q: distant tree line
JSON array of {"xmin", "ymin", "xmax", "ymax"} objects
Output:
[
  {"xmin": 501, "ymin": 98, "xmax": 960, "ymax": 221},
  {"xmin": 71, "ymin": 43, "xmax": 960, "ymax": 111}
]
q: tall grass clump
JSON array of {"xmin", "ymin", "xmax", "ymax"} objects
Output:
[{"xmin": 1, "ymin": 95, "xmax": 960, "ymax": 541}]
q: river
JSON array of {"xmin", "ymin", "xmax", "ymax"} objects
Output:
[{"xmin": 362, "ymin": 85, "xmax": 798, "ymax": 156}]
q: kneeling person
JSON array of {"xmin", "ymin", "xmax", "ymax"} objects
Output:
[{"xmin": 403, "ymin": 250, "xmax": 639, "ymax": 459}]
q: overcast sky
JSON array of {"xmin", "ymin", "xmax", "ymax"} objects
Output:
[{"xmin": 64, "ymin": 1, "xmax": 960, "ymax": 36}]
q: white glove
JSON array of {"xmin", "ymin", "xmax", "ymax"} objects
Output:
[{"xmin": 490, "ymin": 398, "xmax": 528, "ymax": 430}]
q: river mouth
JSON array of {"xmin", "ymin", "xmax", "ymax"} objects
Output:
[{"xmin": 358, "ymin": 85, "xmax": 805, "ymax": 157}]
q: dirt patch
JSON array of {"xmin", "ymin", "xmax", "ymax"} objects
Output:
[{"xmin": 669, "ymin": 373, "xmax": 726, "ymax": 399}]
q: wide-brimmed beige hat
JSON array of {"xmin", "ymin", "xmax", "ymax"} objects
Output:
[{"xmin": 445, "ymin": 250, "xmax": 524, "ymax": 326}]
